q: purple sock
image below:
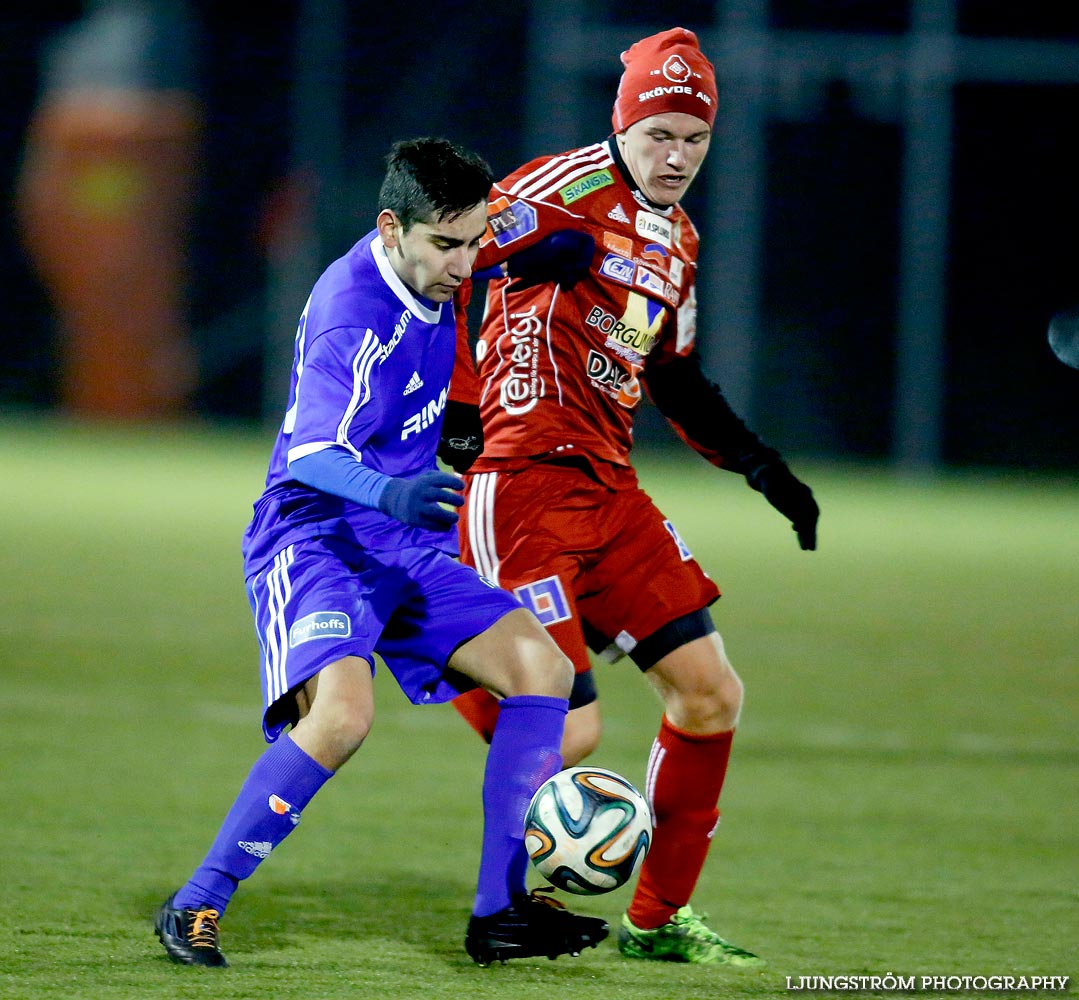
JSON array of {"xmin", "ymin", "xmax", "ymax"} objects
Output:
[
  {"xmin": 173, "ymin": 733, "xmax": 333, "ymax": 915},
  {"xmin": 473, "ymin": 694, "xmax": 567, "ymax": 917}
]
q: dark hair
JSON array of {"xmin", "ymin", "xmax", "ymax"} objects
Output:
[{"xmin": 378, "ymin": 137, "xmax": 493, "ymax": 231}]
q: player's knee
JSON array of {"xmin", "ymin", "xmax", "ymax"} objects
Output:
[
  {"xmin": 292, "ymin": 662, "xmax": 375, "ymax": 769},
  {"xmin": 537, "ymin": 647, "xmax": 574, "ymax": 699},
  {"xmin": 659, "ymin": 655, "xmax": 744, "ymax": 733},
  {"xmin": 505, "ymin": 619, "xmax": 574, "ymax": 698},
  {"xmin": 683, "ymin": 666, "xmax": 743, "ymax": 731}
]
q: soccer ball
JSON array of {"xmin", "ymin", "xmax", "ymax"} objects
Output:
[{"xmin": 524, "ymin": 766, "xmax": 652, "ymax": 895}]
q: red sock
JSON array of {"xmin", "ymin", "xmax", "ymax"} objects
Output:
[
  {"xmin": 452, "ymin": 687, "xmax": 501, "ymax": 744},
  {"xmin": 627, "ymin": 717, "xmax": 734, "ymax": 930}
]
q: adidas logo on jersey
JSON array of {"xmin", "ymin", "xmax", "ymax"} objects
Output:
[
  {"xmin": 608, "ymin": 203, "xmax": 631, "ymax": 224},
  {"xmin": 238, "ymin": 840, "xmax": 273, "ymax": 859},
  {"xmin": 403, "ymin": 371, "xmax": 424, "ymax": 395}
]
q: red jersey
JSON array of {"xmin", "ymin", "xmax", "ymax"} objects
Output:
[{"xmin": 464, "ymin": 139, "xmax": 701, "ymax": 481}]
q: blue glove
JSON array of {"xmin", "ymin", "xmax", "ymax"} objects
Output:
[
  {"xmin": 377, "ymin": 470, "xmax": 464, "ymax": 531},
  {"xmin": 506, "ymin": 230, "xmax": 595, "ymax": 290}
]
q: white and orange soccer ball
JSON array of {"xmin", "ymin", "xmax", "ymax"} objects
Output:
[{"xmin": 524, "ymin": 766, "xmax": 652, "ymax": 895}]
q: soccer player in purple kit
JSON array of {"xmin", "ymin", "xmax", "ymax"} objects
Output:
[{"xmin": 154, "ymin": 138, "xmax": 608, "ymax": 968}]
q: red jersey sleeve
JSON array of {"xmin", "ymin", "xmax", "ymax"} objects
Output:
[{"xmin": 449, "ymin": 280, "xmax": 480, "ymax": 405}]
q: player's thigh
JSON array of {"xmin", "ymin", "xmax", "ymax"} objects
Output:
[
  {"xmin": 376, "ymin": 548, "xmax": 528, "ymax": 704},
  {"xmin": 450, "ymin": 606, "xmax": 573, "ymax": 699},
  {"xmin": 461, "ymin": 466, "xmax": 597, "ymax": 675},
  {"xmin": 247, "ymin": 538, "xmax": 390, "ymax": 741},
  {"xmin": 577, "ymin": 488, "xmax": 720, "ymax": 666}
]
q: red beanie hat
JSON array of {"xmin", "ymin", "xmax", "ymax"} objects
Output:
[{"xmin": 612, "ymin": 27, "xmax": 718, "ymax": 133}]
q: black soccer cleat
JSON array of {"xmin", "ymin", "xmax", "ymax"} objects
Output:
[
  {"xmin": 154, "ymin": 893, "xmax": 228, "ymax": 967},
  {"xmin": 465, "ymin": 887, "xmax": 609, "ymax": 965}
]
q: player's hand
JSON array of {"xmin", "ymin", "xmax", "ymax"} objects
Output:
[
  {"xmin": 746, "ymin": 461, "xmax": 819, "ymax": 550},
  {"xmin": 437, "ymin": 400, "xmax": 484, "ymax": 473},
  {"xmin": 507, "ymin": 230, "xmax": 595, "ymax": 291},
  {"xmin": 377, "ymin": 470, "xmax": 464, "ymax": 531}
]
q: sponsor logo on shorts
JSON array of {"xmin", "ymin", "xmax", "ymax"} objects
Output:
[
  {"xmin": 663, "ymin": 520, "xmax": 694, "ymax": 561},
  {"xmin": 559, "ymin": 168, "xmax": 614, "ymax": 205},
  {"xmin": 514, "ymin": 575, "xmax": 572, "ymax": 627},
  {"xmin": 289, "ymin": 611, "xmax": 351, "ymax": 648},
  {"xmin": 238, "ymin": 840, "xmax": 273, "ymax": 859}
]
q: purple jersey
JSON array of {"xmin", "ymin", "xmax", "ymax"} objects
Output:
[{"xmin": 243, "ymin": 230, "xmax": 458, "ymax": 574}]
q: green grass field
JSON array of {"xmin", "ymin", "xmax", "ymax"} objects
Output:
[{"xmin": 1, "ymin": 416, "xmax": 1076, "ymax": 1000}]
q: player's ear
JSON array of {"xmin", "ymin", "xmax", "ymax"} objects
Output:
[{"xmin": 377, "ymin": 209, "xmax": 403, "ymax": 250}]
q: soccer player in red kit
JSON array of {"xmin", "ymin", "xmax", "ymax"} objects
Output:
[{"xmin": 444, "ymin": 28, "xmax": 819, "ymax": 965}]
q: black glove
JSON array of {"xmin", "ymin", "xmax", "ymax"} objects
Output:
[
  {"xmin": 746, "ymin": 461, "xmax": 819, "ymax": 551},
  {"xmin": 506, "ymin": 230, "xmax": 595, "ymax": 291},
  {"xmin": 437, "ymin": 400, "xmax": 484, "ymax": 473},
  {"xmin": 377, "ymin": 470, "xmax": 464, "ymax": 531}
]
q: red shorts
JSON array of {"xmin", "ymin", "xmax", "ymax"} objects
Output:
[{"xmin": 461, "ymin": 462, "xmax": 720, "ymax": 674}]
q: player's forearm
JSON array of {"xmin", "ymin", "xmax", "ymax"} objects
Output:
[
  {"xmin": 288, "ymin": 447, "xmax": 390, "ymax": 509},
  {"xmin": 643, "ymin": 350, "xmax": 780, "ymax": 473}
]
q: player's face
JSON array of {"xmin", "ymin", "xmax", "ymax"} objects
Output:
[
  {"xmin": 378, "ymin": 201, "xmax": 488, "ymax": 303},
  {"xmin": 617, "ymin": 113, "xmax": 712, "ymax": 207}
]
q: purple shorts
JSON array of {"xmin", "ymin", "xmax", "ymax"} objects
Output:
[{"xmin": 246, "ymin": 534, "xmax": 523, "ymax": 740}]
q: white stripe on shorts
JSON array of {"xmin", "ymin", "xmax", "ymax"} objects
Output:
[
  {"xmin": 468, "ymin": 472, "xmax": 500, "ymax": 586},
  {"xmin": 264, "ymin": 544, "xmax": 295, "ymax": 706}
]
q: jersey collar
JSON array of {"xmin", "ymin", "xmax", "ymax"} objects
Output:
[{"xmin": 371, "ymin": 234, "xmax": 443, "ymax": 325}]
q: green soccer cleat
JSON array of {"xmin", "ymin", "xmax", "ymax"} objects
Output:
[
  {"xmin": 617, "ymin": 905, "xmax": 764, "ymax": 966},
  {"xmin": 154, "ymin": 893, "xmax": 228, "ymax": 967}
]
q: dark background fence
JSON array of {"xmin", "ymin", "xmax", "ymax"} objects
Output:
[{"xmin": 3, "ymin": 2, "xmax": 1077, "ymax": 471}]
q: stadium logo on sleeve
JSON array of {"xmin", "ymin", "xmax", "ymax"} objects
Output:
[
  {"xmin": 514, "ymin": 576, "xmax": 572, "ymax": 626},
  {"xmin": 289, "ymin": 611, "xmax": 352, "ymax": 647}
]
